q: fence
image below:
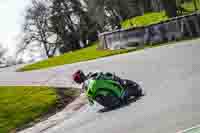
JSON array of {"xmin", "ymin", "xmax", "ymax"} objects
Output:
[{"xmin": 98, "ymin": 12, "xmax": 200, "ymax": 50}]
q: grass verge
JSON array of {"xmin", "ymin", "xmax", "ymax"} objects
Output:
[
  {"xmin": 0, "ymin": 86, "xmax": 80, "ymax": 133},
  {"xmin": 19, "ymin": 36, "xmax": 200, "ymax": 72},
  {"xmin": 182, "ymin": 1, "xmax": 200, "ymax": 12},
  {"xmin": 121, "ymin": 12, "xmax": 168, "ymax": 29},
  {"xmin": 18, "ymin": 42, "xmax": 136, "ymax": 71},
  {"xmin": 121, "ymin": 2, "xmax": 200, "ymax": 29}
]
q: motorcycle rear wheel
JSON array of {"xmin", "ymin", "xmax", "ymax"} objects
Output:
[{"xmin": 95, "ymin": 94, "xmax": 121, "ymax": 109}]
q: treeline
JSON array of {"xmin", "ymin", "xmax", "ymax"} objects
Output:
[{"xmin": 20, "ymin": 0, "xmax": 198, "ymax": 58}]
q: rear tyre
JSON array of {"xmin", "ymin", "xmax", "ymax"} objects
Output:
[{"xmin": 95, "ymin": 94, "xmax": 121, "ymax": 109}]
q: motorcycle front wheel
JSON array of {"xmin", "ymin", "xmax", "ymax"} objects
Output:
[{"xmin": 123, "ymin": 79, "xmax": 143, "ymax": 98}]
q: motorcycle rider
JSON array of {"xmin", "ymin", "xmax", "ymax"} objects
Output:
[
  {"xmin": 72, "ymin": 70, "xmax": 142, "ymax": 106},
  {"xmin": 72, "ymin": 70, "xmax": 122, "ymax": 89}
]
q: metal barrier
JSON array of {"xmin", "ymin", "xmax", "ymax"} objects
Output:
[{"xmin": 98, "ymin": 12, "xmax": 200, "ymax": 50}]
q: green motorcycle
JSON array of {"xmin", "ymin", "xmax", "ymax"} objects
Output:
[{"xmin": 85, "ymin": 75, "xmax": 143, "ymax": 109}]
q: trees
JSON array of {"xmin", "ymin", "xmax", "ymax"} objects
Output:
[
  {"xmin": 19, "ymin": 0, "xmax": 198, "ymax": 58},
  {"xmin": 50, "ymin": 0, "xmax": 81, "ymax": 52},
  {"xmin": 0, "ymin": 44, "xmax": 7, "ymax": 56},
  {"xmin": 83, "ymin": 0, "xmax": 107, "ymax": 31},
  {"xmin": 0, "ymin": 44, "xmax": 7, "ymax": 59},
  {"xmin": 22, "ymin": 0, "xmax": 60, "ymax": 58},
  {"xmin": 85, "ymin": 0, "xmax": 121, "ymax": 31},
  {"xmin": 20, "ymin": 0, "xmax": 101, "ymax": 55},
  {"xmin": 0, "ymin": 44, "xmax": 7, "ymax": 64},
  {"xmin": 50, "ymin": 0, "xmax": 101, "ymax": 53}
]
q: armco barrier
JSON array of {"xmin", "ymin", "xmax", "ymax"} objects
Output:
[{"xmin": 98, "ymin": 12, "xmax": 200, "ymax": 50}]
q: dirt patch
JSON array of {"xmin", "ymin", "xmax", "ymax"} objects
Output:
[{"xmin": 64, "ymin": 93, "xmax": 88, "ymax": 111}]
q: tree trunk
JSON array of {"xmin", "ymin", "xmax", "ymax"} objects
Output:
[
  {"xmin": 144, "ymin": 0, "xmax": 152, "ymax": 12},
  {"xmin": 162, "ymin": 0, "xmax": 177, "ymax": 17},
  {"xmin": 193, "ymin": 0, "xmax": 198, "ymax": 11}
]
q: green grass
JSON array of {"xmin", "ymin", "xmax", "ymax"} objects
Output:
[
  {"xmin": 121, "ymin": 2, "xmax": 200, "ymax": 29},
  {"xmin": 182, "ymin": 1, "xmax": 200, "ymax": 12},
  {"xmin": 0, "ymin": 86, "xmax": 57, "ymax": 133},
  {"xmin": 18, "ymin": 42, "xmax": 136, "ymax": 71},
  {"xmin": 121, "ymin": 12, "xmax": 169, "ymax": 29}
]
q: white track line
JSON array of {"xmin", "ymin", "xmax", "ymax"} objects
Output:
[{"xmin": 177, "ymin": 124, "xmax": 200, "ymax": 133}]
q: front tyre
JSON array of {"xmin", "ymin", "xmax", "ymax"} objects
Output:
[{"xmin": 123, "ymin": 80, "xmax": 143, "ymax": 98}]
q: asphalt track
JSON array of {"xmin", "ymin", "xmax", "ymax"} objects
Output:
[{"xmin": 1, "ymin": 39, "xmax": 200, "ymax": 133}]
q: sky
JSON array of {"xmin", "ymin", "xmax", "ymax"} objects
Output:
[{"xmin": 0, "ymin": 0, "xmax": 30, "ymax": 56}]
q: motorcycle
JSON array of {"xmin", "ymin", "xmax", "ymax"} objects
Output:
[{"xmin": 85, "ymin": 77, "xmax": 143, "ymax": 109}]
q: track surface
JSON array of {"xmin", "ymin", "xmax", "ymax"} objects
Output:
[{"xmin": 1, "ymin": 39, "xmax": 200, "ymax": 133}]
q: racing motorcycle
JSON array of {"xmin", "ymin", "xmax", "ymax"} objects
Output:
[{"xmin": 85, "ymin": 76, "xmax": 143, "ymax": 109}]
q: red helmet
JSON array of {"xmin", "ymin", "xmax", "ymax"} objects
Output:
[{"xmin": 72, "ymin": 70, "xmax": 86, "ymax": 84}]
